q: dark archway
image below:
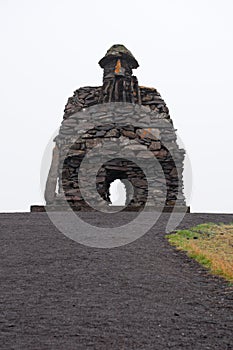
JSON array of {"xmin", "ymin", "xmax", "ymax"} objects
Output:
[{"xmin": 96, "ymin": 158, "xmax": 148, "ymax": 208}]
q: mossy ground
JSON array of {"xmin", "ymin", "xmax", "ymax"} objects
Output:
[{"xmin": 166, "ymin": 223, "xmax": 233, "ymax": 283}]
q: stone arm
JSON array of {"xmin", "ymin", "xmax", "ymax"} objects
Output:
[{"xmin": 44, "ymin": 145, "xmax": 59, "ymax": 204}]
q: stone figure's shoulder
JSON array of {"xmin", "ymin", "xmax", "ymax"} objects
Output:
[
  {"xmin": 63, "ymin": 86, "xmax": 102, "ymax": 119},
  {"xmin": 139, "ymin": 86, "xmax": 170, "ymax": 117},
  {"xmin": 140, "ymin": 86, "xmax": 160, "ymax": 94}
]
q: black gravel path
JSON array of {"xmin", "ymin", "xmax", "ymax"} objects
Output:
[{"xmin": 0, "ymin": 212, "xmax": 233, "ymax": 350}]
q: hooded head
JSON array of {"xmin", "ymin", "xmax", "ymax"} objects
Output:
[{"xmin": 99, "ymin": 44, "xmax": 139, "ymax": 78}]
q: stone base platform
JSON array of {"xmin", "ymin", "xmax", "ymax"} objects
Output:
[{"xmin": 30, "ymin": 204, "xmax": 190, "ymax": 213}]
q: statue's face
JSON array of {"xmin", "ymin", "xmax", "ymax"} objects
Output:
[
  {"xmin": 114, "ymin": 59, "xmax": 126, "ymax": 77},
  {"xmin": 103, "ymin": 58, "xmax": 132, "ymax": 79}
]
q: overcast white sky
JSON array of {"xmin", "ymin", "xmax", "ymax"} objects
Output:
[{"xmin": 0, "ymin": 0, "xmax": 232, "ymax": 213}]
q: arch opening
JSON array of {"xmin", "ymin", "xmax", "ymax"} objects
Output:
[{"xmin": 109, "ymin": 179, "xmax": 127, "ymax": 206}]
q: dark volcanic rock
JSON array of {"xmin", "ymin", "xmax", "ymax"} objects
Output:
[{"xmin": 0, "ymin": 212, "xmax": 233, "ymax": 350}]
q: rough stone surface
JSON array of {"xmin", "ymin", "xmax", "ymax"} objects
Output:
[{"xmin": 44, "ymin": 45, "xmax": 187, "ymax": 211}]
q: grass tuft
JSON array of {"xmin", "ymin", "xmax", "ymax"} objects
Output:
[{"xmin": 166, "ymin": 223, "xmax": 233, "ymax": 283}]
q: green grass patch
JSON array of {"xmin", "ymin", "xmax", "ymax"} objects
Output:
[{"xmin": 166, "ymin": 223, "xmax": 233, "ymax": 283}]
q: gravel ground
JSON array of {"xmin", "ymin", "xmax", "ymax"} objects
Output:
[{"xmin": 0, "ymin": 212, "xmax": 233, "ymax": 350}]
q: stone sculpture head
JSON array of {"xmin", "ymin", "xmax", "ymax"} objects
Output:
[{"xmin": 99, "ymin": 44, "xmax": 139, "ymax": 79}]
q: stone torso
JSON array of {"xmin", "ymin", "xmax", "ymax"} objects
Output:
[{"xmin": 63, "ymin": 85, "xmax": 170, "ymax": 120}]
